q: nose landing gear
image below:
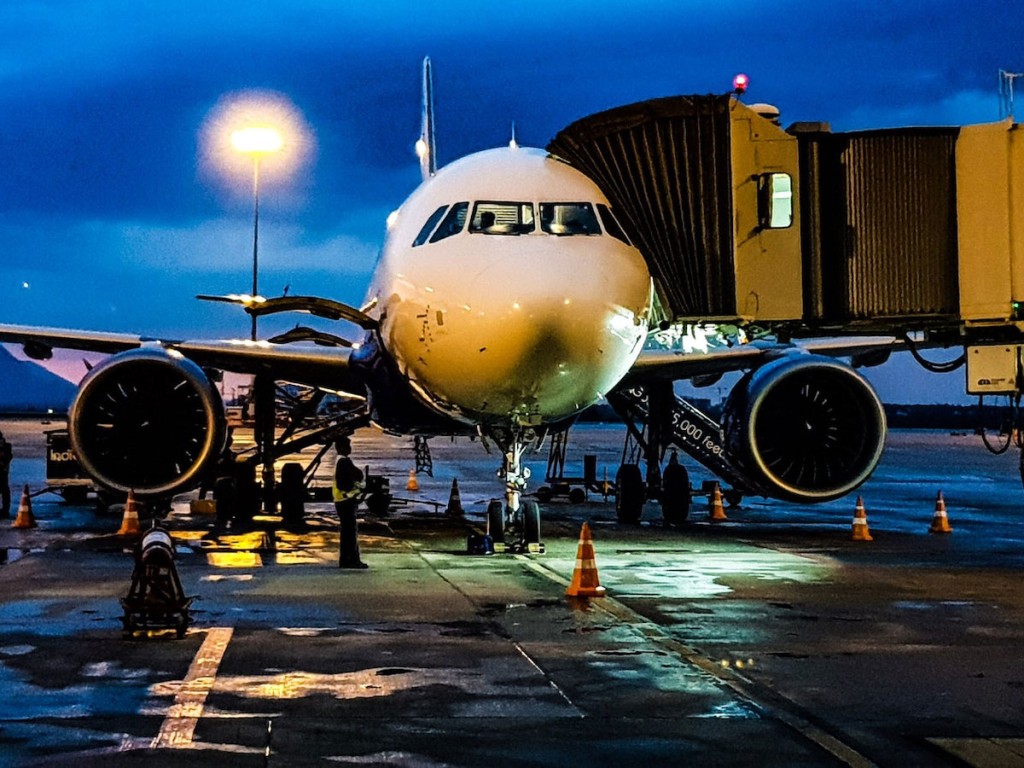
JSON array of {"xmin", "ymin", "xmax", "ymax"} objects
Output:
[{"xmin": 486, "ymin": 429, "xmax": 545, "ymax": 554}]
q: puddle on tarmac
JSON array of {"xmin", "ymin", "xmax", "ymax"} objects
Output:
[{"xmin": 0, "ymin": 658, "xmax": 153, "ymax": 720}]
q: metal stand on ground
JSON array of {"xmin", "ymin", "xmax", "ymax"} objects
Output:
[{"xmin": 120, "ymin": 527, "xmax": 192, "ymax": 639}]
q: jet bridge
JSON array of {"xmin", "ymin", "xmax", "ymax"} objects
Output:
[
  {"xmin": 549, "ymin": 95, "xmax": 1024, "ymax": 508},
  {"xmin": 548, "ymin": 96, "xmax": 1024, "ymax": 339}
]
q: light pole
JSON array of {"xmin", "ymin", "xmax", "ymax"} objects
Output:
[{"xmin": 231, "ymin": 126, "xmax": 283, "ymax": 341}]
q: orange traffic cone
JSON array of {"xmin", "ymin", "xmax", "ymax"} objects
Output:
[
  {"xmin": 929, "ymin": 490, "xmax": 953, "ymax": 534},
  {"xmin": 117, "ymin": 490, "xmax": 141, "ymax": 536},
  {"xmin": 446, "ymin": 478, "xmax": 464, "ymax": 516},
  {"xmin": 851, "ymin": 496, "xmax": 873, "ymax": 541},
  {"xmin": 566, "ymin": 522, "xmax": 606, "ymax": 598},
  {"xmin": 709, "ymin": 482, "xmax": 727, "ymax": 522},
  {"xmin": 406, "ymin": 469, "xmax": 420, "ymax": 492},
  {"xmin": 12, "ymin": 485, "xmax": 36, "ymax": 529}
]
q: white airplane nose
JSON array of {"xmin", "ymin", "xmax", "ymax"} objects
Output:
[{"xmin": 400, "ymin": 286, "xmax": 647, "ymax": 425}]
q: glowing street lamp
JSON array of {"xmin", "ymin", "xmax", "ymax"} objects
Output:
[{"xmin": 232, "ymin": 126, "xmax": 283, "ymax": 341}]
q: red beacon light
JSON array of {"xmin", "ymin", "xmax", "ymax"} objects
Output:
[{"xmin": 732, "ymin": 73, "xmax": 750, "ymax": 95}]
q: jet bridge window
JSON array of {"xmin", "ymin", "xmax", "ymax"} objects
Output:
[
  {"xmin": 412, "ymin": 205, "xmax": 449, "ymax": 246},
  {"xmin": 540, "ymin": 203, "xmax": 601, "ymax": 235},
  {"xmin": 428, "ymin": 202, "xmax": 469, "ymax": 243},
  {"xmin": 757, "ymin": 172, "xmax": 793, "ymax": 229},
  {"xmin": 596, "ymin": 204, "xmax": 632, "ymax": 245},
  {"xmin": 470, "ymin": 202, "xmax": 535, "ymax": 234}
]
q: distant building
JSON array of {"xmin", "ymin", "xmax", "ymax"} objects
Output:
[{"xmin": 0, "ymin": 345, "xmax": 75, "ymax": 415}]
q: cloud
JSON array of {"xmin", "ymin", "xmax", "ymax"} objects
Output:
[
  {"xmin": 836, "ymin": 89, "xmax": 1001, "ymax": 131},
  {"xmin": 0, "ymin": 211, "xmax": 381, "ymax": 333}
]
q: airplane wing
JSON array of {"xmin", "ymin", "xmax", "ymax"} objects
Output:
[
  {"xmin": 624, "ymin": 335, "xmax": 914, "ymax": 383},
  {"xmin": 0, "ymin": 323, "xmax": 361, "ymax": 393}
]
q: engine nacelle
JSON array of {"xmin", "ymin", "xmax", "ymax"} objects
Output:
[
  {"xmin": 69, "ymin": 347, "xmax": 226, "ymax": 496},
  {"xmin": 723, "ymin": 355, "xmax": 886, "ymax": 502}
]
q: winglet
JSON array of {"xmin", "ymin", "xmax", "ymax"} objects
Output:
[{"xmin": 417, "ymin": 56, "xmax": 436, "ymax": 181}]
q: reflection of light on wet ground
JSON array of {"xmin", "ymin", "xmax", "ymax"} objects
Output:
[
  {"xmin": 202, "ymin": 574, "xmax": 254, "ymax": 582},
  {"xmin": 151, "ymin": 666, "xmax": 567, "ymax": 705},
  {"xmin": 206, "ymin": 552, "xmax": 262, "ymax": 568},
  {"xmin": 691, "ymin": 701, "xmax": 760, "ymax": 719},
  {"xmin": 218, "ymin": 532, "xmax": 274, "ymax": 550},
  {"xmin": 586, "ymin": 651, "xmax": 727, "ymax": 698},
  {"xmin": 276, "ymin": 627, "xmax": 331, "ymax": 637},
  {"xmin": 81, "ymin": 661, "xmax": 149, "ymax": 679},
  {"xmin": 277, "ymin": 530, "xmax": 339, "ymax": 549},
  {"xmin": 322, "ymin": 750, "xmax": 452, "ymax": 765},
  {"xmin": 599, "ymin": 549, "xmax": 830, "ymax": 599},
  {"xmin": 275, "ymin": 550, "xmax": 335, "ymax": 566}
]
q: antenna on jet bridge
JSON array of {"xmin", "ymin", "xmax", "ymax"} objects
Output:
[
  {"xmin": 416, "ymin": 56, "xmax": 437, "ymax": 180},
  {"xmin": 999, "ymin": 68, "xmax": 1024, "ymax": 120}
]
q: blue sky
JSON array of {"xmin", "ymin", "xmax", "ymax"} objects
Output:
[{"xmin": 0, "ymin": 0, "xmax": 1018, "ymax": 402}]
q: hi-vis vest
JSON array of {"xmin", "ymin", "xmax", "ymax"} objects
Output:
[{"xmin": 333, "ymin": 457, "xmax": 363, "ymax": 502}]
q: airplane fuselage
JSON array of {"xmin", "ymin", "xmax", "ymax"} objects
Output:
[{"xmin": 362, "ymin": 147, "xmax": 652, "ymax": 430}]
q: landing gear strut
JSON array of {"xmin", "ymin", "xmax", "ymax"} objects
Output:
[{"xmin": 486, "ymin": 428, "xmax": 545, "ymax": 554}]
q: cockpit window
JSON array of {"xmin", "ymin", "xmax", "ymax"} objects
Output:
[
  {"xmin": 429, "ymin": 202, "xmax": 469, "ymax": 243},
  {"xmin": 470, "ymin": 202, "xmax": 535, "ymax": 235},
  {"xmin": 596, "ymin": 204, "xmax": 632, "ymax": 245},
  {"xmin": 540, "ymin": 202, "xmax": 601, "ymax": 236},
  {"xmin": 412, "ymin": 205, "xmax": 449, "ymax": 247}
]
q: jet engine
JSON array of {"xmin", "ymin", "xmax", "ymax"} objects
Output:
[
  {"xmin": 722, "ymin": 355, "xmax": 886, "ymax": 502},
  {"xmin": 69, "ymin": 347, "xmax": 226, "ymax": 496}
]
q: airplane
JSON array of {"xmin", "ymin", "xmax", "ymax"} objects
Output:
[{"xmin": 0, "ymin": 58, "xmax": 897, "ymax": 547}]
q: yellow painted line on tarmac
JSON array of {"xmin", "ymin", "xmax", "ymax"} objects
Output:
[{"xmin": 151, "ymin": 627, "xmax": 234, "ymax": 749}]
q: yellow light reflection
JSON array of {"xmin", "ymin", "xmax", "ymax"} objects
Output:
[
  {"xmin": 276, "ymin": 551, "xmax": 329, "ymax": 566},
  {"xmin": 151, "ymin": 666, "xmax": 548, "ymax": 702},
  {"xmin": 207, "ymin": 552, "xmax": 263, "ymax": 568}
]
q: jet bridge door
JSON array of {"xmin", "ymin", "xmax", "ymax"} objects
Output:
[{"xmin": 956, "ymin": 119, "xmax": 1024, "ymax": 325}]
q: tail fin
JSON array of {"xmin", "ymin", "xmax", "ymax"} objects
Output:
[{"xmin": 417, "ymin": 56, "xmax": 436, "ymax": 181}]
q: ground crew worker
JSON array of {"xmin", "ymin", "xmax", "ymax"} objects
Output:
[
  {"xmin": 0, "ymin": 430, "xmax": 10, "ymax": 518},
  {"xmin": 333, "ymin": 436, "xmax": 366, "ymax": 569}
]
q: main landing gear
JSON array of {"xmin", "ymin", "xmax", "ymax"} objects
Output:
[{"xmin": 485, "ymin": 428, "xmax": 544, "ymax": 554}]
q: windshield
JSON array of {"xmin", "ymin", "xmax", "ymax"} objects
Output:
[
  {"xmin": 540, "ymin": 202, "xmax": 601, "ymax": 235},
  {"xmin": 429, "ymin": 202, "xmax": 469, "ymax": 243},
  {"xmin": 469, "ymin": 202, "xmax": 535, "ymax": 235}
]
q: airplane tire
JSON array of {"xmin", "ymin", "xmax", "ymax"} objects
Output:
[
  {"xmin": 523, "ymin": 500, "xmax": 541, "ymax": 544},
  {"xmin": 487, "ymin": 500, "xmax": 505, "ymax": 543},
  {"xmin": 615, "ymin": 464, "xmax": 644, "ymax": 524},
  {"xmin": 724, "ymin": 489, "xmax": 743, "ymax": 507},
  {"xmin": 661, "ymin": 463, "xmax": 691, "ymax": 525}
]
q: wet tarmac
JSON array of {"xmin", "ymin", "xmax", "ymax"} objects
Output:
[{"xmin": 2, "ymin": 418, "xmax": 1024, "ymax": 766}]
